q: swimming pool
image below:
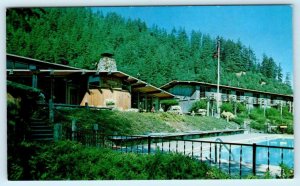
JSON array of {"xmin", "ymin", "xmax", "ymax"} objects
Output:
[{"xmin": 220, "ymin": 138, "xmax": 294, "ymax": 168}]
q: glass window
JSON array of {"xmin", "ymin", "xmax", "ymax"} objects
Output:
[{"xmin": 14, "ymin": 61, "xmax": 28, "ymax": 69}]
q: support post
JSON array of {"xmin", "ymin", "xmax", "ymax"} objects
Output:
[
  {"xmin": 252, "ymin": 143, "xmax": 257, "ymax": 176},
  {"xmin": 215, "ymin": 144, "xmax": 218, "ymax": 163},
  {"xmin": 147, "ymin": 136, "xmax": 151, "ymax": 154},
  {"xmin": 49, "ymin": 99, "xmax": 54, "ymax": 123},
  {"xmin": 280, "ymin": 101, "xmax": 283, "ymax": 120},
  {"xmin": 137, "ymin": 92, "xmax": 140, "ymax": 110},
  {"xmin": 207, "ymin": 100, "xmax": 210, "ymax": 116},
  {"xmin": 216, "ymin": 38, "xmax": 221, "ymax": 118},
  {"xmin": 263, "ymin": 100, "xmax": 266, "ymax": 117},
  {"xmin": 154, "ymin": 97, "xmax": 159, "ymax": 111},
  {"xmin": 145, "ymin": 95, "xmax": 148, "ymax": 112},
  {"xmin": 32, "ymin": 73, "xmax": 38, "ymax": 88},
  {"xmin": 54, "ymin": 123, "xmax": 62, "ymax": 142},
  {"xmin": 49, "ymin": 75, "xmax": 55, "ymax": 123},
  {"xmin": 234, "ymin": 101, "xmax": 237, "ymax": 115}
]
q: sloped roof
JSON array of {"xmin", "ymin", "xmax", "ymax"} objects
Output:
[
  {"xmin": 7, "ymin": 54, "xmax": 174, "ymax": 99},
  {"xmin": 160, "ymin": 80, "xmax": 293, "ymax": 99},
  {"xmin": 7, "ymin": 53, "xmax": 81, "ymax": 70}
]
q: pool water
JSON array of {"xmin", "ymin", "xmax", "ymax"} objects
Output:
[{"xmin": 220, "ymin": 138, "xmax": 294, "ymax": 168}]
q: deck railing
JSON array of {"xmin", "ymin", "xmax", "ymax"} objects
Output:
[{"xmin": 66, "ymin": 130, "xmax": 294, "ymax": 178}]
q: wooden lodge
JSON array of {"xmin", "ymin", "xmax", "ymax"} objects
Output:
[
  {"xmin": 160, "ymin": 80, "xmax": 294, "ymax": 114},
  {"xmin": 6, "ymin": 53, "xmax": 174, "ymax": 111}
]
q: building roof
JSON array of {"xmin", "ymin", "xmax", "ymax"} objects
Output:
[
  {"xmin": 7, "ymin": 69, "xmax": 174, "ymax": 99},
  {"xmin": 7, "ymin": 53, "xmax": 81, "ymax": 70},
  {"xmin": 7, "ymin": 54, "xmax": 175, "ymax": 99},
  {"xmin": 160, "ymin": 80, "xmax": 293, "ymax": 99}
]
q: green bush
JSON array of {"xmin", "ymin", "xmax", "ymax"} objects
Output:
[
  {"xmin": 220, "ymin": 102, "xmax": 233, "ymax": 112},
  {"xmin": 277, "ymin": 163, "xmax": 294, "ymax": 178},
  {"xmin": 160, "ymin": 99, "xmax": 179, "ymax": 111},
  {"xmin": 11, "ymin": 140, "xmax": 230, "ymax": 180},
  {"xmin": 282, "ymin": 107, "xmax": 293, "ymax": 120},
  {"xmin": 250, "ymin": 121, "xmax": 267, "ymax": 131},
  {"xmin": 233, "ymin": 117, "xmax": 244, "ymax": 126},
  {"xmin": 266, "ymin": 108, "xmax": 280, "ymax": 118},
  {"xmin": 236, "ymin": 102, "xmax": 246, "ymax": 113},
  {"xmin": 189, "ymin": 100, "xmax": 207, "ymax": 112},
  {"xmin": 249, "ymin": 108, "xmax": 264, "ymax": 120}
]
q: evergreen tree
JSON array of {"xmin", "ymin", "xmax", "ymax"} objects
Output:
[
  {"xmin": 285, "ymin": 72, "xmax": 291, "ymax": 87},
  {"xmin": 277, "ymin": 63, "xmax": 283, "ymax": 82},
  {"xmin": 6, "ymin": 7, "xmax": 293, "ymax": 95}
]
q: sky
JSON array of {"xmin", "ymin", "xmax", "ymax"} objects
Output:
[{"xmin": 95, "ymin": 5, "xmax": 293, "ymax": 82}]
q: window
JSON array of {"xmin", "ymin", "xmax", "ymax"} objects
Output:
[
  {"xmin": 88, "ymin": 75, "xmax": 100, "ymax": 87},
  {"xmin": 14, "ymin": 61, "xmax": 28, "ymax": 69}
]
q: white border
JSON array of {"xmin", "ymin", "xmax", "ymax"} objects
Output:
[{"xmin": 0, "ymin": 0, "xmax": 299, "ymax": 186}]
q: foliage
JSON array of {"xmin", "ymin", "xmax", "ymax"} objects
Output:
[
  {"xmin": 160, "ymin": 99, "xmax": 179, "ymax": 111},
  {"xmin": 220, "ymin": 102, "xmax": 233, "ymax": 112},
  {"xmin": 232, "ymin": 117, "xmax": 244, "ymax": 126},
  {"xmin": 249, "ymin": 108, "xmax": 263, "ymax": 120},
  {"xmin": 276, "ymin": 163, "xmax": 294, "ymax": 179},
  {"xmin": 7, "ymin": 81, "xmax": 42, "ymax": 160},
  {"xmin": 55, "ymin": 108, "xmax": 239, "ymax": 135},
  {"xmin": 6, "ymin": 7, "xmax": 293, "ymax": 94},
  {"xmin": 250, "ymin": 121, "xmax": 265, "ymax": 131},
  {"xmin": 246, "ymin": 107, "xmax": 293, "ymax": 134},
  {"xmin": 9, "ymin": 140, "xmax": 230, "ymax": 180},
  {"xmin": 189, "ymin": 100, "xmax": 207, "ymax": 112},
  {"xmin": 236, "ymin": 102, "xmax": 246, "ymax": 113},
  {"xmin": 183, "ymin": 116, "xmax": 239, "ymax": 131},
  {"xmin": 55, "ymin": 108, "xmax": 174, "ymax": 135}
]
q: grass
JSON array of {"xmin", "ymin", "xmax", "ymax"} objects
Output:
[{"xmin": 55, "ymin": 108, "xmax": 239, "ymax": 135}]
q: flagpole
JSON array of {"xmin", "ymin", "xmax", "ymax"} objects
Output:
[{"xmin": 216, "ymin": 37, "xmax": 220, "ymax": 118}]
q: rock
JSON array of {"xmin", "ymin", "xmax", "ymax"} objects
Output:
[{"xmin": 221, "ymin": 111, "xmax": 235, "ymax": 120}]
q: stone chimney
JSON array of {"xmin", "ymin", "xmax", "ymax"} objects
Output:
[{"xmin": 97, "ymin": 52, "xmax": 117, "ymax": 72}]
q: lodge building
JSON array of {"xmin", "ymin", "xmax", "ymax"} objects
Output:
[
  {"xmin": 6, "ymin": 53, "xmax": 293, "ymax": 115},
  {"xmin": 160, "ymin": 80, "xmax": 294, "ymax": 114},
  {"xmin": 6, "ymin": 53, "xmax": 174, "ymax": 112}
]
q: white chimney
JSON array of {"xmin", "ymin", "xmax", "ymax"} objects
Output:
[{"xmin": 97, "ymin": 53, "xmax": 117, "ymax": 72}]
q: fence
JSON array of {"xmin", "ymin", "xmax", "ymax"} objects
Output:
[{"xmin": 66, "ymin": 129, "xmax": 294, "ymax": 178}]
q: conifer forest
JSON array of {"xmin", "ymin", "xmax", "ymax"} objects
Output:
[{"xmin": 6, "ymin": 8, "xmax": 293, "ymax": 95}]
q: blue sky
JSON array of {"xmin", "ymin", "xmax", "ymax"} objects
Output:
[{"xmin": 95, "ymin": 5, "xmax": 293, "ymax": 80}]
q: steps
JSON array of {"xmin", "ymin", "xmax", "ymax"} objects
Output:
[{"xmin": 30, "ymin": 119, "xmax": 53, "ymax": 141}]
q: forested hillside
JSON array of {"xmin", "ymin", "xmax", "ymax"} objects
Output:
[{"xmin": 6, "ymin": 8, "xmax": 292, "ymax": 94}]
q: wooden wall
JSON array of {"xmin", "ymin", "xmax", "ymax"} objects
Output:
[{"xmin": 80, "ymin": 89, "xmax": 131, "ymax": 110}]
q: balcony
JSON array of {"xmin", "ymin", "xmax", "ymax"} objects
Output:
[
  {"xmin": 253, "ymin": 98, "xmax": 258, "ymax": 104},
  {"xmin": 221, "ymin": 94, "xmax": 229, "ymax": 101},
  {"xmin": 229, "ymin": 95, "xmax": 237, "ymax": 102},
  {"xmin": 237, "ymin": 96, "xmax": 246, "ymax": 102}
]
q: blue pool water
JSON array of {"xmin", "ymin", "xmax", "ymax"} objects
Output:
[{"xmin": 220, "ymin": 138, "xmax": 294, "ymax": 168}]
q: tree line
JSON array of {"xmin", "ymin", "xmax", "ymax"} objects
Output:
[{"xmin": 6, "ymin": 7, "xmax": 293, "ymax": 94}]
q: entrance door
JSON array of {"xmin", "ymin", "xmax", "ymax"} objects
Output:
[{"xmin": 66, "ymin": 84, "xmax": 79, "ymax": 105}]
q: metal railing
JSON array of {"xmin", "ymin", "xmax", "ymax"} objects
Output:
[{"xmin": 66, "ymin": 130, "xmax": 294, "ymax": 178}]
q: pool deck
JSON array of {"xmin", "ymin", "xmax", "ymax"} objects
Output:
[{"xmin": 193, "ymin": 133, "xmax": 294, "ymax": 144}]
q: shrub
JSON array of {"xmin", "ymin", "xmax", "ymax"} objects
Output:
[
  {"xmin": 250, "ymin": 121, "xmax": 266, "ymax": 131},
  {"xmin": 282, "ymin": 107, "xmax": 293, "ymax": 120},
  {"xmin": 249, "ymin": 108, "xmax": 264, "ymax": 120},
  {"xmin": 12, "ymin": 140, "xmax": 230, "ymax": 180},
  {"xmin": 220, "ymin": 102, "xmax": 233, "ymax": 112},
  {"xmin": 266, "ymin": 108, "xmax": 280, "ymax": 118},
  {"xmin": 236, "ymin": 102, "xmax": 246, "ymax": 113},
  {"xmin": 160, "ymin": 99, "xmax": 179, "ymax": 111},
  {"xmin": 233, "ymin": 117, "xmax": 244, "ymax": 126},
  {"xmin": 189, "ymin": 100, "xmax": 207, "ymax": 112},
  {"xmin": 277, "ymin": 163, "xmax": 294, "ymax": 178}
]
